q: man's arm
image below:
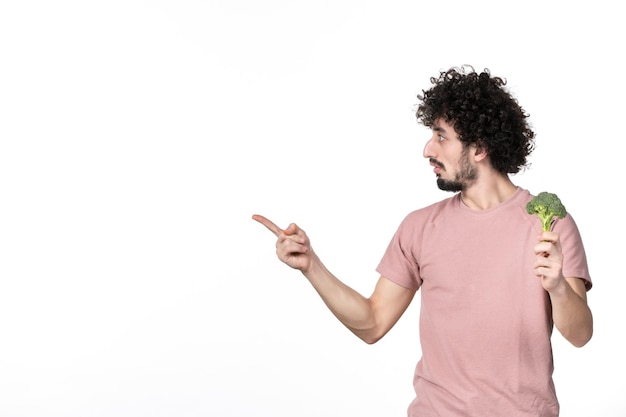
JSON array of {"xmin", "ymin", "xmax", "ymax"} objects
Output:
[
  {"xmin": 252, "ymin": 214, "xmax": 416, "ymax": 344},
  {"xmin": 534, "ymin": 231, "xmax": 593, "ymax": 347},
  {"xmin": 551, "ymin": 277, "xmax": 592, "ymax": 347}
]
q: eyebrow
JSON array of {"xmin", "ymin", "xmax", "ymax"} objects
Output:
[{"xmin": 432, "ymin": 125, "xmax": 446, "ymax": 134}]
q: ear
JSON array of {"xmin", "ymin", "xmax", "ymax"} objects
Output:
[{"xmin": 473, "ymin": 142, "xmax": 488, "ymax": 162}]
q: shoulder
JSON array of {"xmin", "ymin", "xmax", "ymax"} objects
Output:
[
  {"xmin": 388, "ymin": 195, "xmax": 458, "ymax": 247},
  {"xmin": 514, "ymin": 187, "xmax": 534, "ymax": 207},
  {"xmin": 402, "ymin": 194, "xmax": 459, "ymax": 227}
]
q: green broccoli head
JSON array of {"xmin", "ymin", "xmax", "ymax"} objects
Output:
[{"xmin": 526, "ymin": 191, "xmax": 567, "ymax": 232}]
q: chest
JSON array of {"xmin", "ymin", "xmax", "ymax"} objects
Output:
[{"xmin": 417, "ymin": 212, "xmax": 540, "ymax": 304}]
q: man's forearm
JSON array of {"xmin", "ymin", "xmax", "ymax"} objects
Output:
[
  {"xmin": 302, "ymin": 259, "xmax": 379, "ymax": 343},
  {"xmin": 550, "ymin": 278, "xmax": 593, "ymax": 347}
]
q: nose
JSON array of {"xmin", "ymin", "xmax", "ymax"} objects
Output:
[{"xmin": 423, "ymin": 134, "xmax": 436, "ymax": 159}]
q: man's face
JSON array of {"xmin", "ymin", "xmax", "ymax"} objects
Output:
[{"xmin": 423, "ymin": 119, "xmax": 477, "ymax": 192}]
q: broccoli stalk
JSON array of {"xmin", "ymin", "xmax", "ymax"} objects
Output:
[{"xmin": 526, "ymin": 191, "xmax": 567, "ymax": 232}]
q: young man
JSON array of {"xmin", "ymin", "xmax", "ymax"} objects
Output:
[{"xmin": 252, "ymin": 66, "xmax": 592, "ymax": 416}]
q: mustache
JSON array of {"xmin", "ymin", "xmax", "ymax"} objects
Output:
[{"xmin": 429, "ymin": 158, "xmax": 444, "ymax": 169}]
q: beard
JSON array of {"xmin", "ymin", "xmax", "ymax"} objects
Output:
[
  {"xmin": 437, "ymin": 177, "xmax": 464, "ymax": 192},
  {"xmin": 436, "ymin": 148, "xmax": 477, "ymax": 192}
]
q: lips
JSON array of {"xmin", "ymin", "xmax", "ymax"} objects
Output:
[{"xmin": 429, "ymin": 158, "xmax": 444, "ymax": 173}]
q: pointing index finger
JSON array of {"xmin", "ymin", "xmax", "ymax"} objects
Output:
[{"xmin": 252, "ymin": 214, "xmax": 283, "ymax": 237}]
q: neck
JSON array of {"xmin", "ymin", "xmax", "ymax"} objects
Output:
[{"xmin": 460, "ymin": 175, "xmax": 518, "ymax": 210}]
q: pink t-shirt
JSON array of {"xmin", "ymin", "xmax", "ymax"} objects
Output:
[{"xmin": 377, "ymin": 188, "xmax": 591, "ymax": 417}]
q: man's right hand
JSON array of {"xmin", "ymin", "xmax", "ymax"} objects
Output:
[{"xmin": 252, "ymin": 214, "xmax": 316, "ymax": 273}]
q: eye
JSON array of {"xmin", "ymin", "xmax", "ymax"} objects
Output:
[{"xmin": 438, "ymin": 134, "xmax": 445, "ymax": 142}]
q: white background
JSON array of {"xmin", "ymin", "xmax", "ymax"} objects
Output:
[{"xmin": 1, "ymin": 1, "xmax": 624, "ymax": 416}]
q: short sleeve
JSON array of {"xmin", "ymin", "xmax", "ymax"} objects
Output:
[
  {"xmin": 554, "ymin": 214, "xmax": 592, "ymax": 291},
  {"xmin": 376, "ymin": 212, "xmax": 424, "ymax": 291}
]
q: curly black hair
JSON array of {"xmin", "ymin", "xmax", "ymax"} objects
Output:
[{"xmin": 416, "ymin": 66, "xmax": 535, "ymax": 174}]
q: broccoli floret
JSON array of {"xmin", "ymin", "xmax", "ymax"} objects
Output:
[{"xmin": 526, "ymin": 191, "xmax": 567, "ymax": 232}]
